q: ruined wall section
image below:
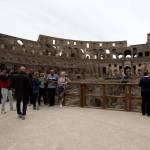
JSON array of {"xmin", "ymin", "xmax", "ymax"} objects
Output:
[
  {"xmin": 38, "ymin": 34, "xmax": 128, "ymax": 60},
  {"xmin": 0, "ymin": 33, "xmax": 150, "ymax": 78}
]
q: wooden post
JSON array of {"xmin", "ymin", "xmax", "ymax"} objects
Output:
[
  {"xmin": 128, "ymin": 85, "xmax": 132, "ymax": 111},
  {"xmin": 126, "ymin": 85, "xmax": 132, "ymax": 111},
  {"xmin": 83, "ymin": 84, "xmax": 87, "ymax": 107},
  {"xmin": 102, "ymin": 84, "xmax": 106, "ymax": 109},
  {"xmin": 80, "ymin": 83, "xmax": 84, "ymax": 107},
  {"xmin": 125, "ymin": 84, "xmax": 128, "ymax": 111}
]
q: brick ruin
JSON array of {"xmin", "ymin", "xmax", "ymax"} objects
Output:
[{"xmin": 0, "ymin": 33, "xmax": 150, "ymax": 80}]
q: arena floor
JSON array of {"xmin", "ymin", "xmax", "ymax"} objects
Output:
[{"xmin": 0, "ymin": 104, "xmax": 150, "ymax": 150}]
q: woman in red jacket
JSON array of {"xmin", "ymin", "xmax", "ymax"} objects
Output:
[{"xmin": 0, "ymin": 69, "xmax": 14, "ymax": 114}]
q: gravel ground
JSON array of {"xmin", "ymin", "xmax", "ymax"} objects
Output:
[{"xmin": 0, "ymin": 103, "xmax": 150, "ymax": 150}]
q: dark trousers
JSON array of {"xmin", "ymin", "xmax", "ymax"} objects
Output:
[
  {"xmin": 28, "ymin": 91, "xmax": 33, "ymax": 104},
  {"xmin": 48, "ymin": 88, "xmax": 56, "ymax": 106},
  {"xmin": 38, "ymin": 88, "xmax": 46, "ymax": 105},
  {"xmin": 33, "ymin": 92, "xmax": 38, "ymax": 107},
  {"xmin": 16, "ymin": 97, "xmax": 28, "ymax": 115},
  {"xmin": 142, "ymin": 92, "xmax": 150, "ymax": 115}
]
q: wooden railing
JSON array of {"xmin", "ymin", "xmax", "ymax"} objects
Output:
[{"xmin": 64, "ymin": 82, "xmax": 141, "ymax": 112}]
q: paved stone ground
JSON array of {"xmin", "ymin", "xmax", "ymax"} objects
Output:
[{"xmin": 0, "ymin": 103, "xmax": 150, "ymax": 150}]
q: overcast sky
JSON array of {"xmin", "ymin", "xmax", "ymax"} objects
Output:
[{"xmin": 0, "ymin": 0, "xmax": 150, "ymax": 45}]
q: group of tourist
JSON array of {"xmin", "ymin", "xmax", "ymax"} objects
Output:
[
  {"xmin": 0, "ymin": 65, "xmax": 70, "ymax": 120},
  {"xmin": 1, "ymin": 63, "xmax": 150, "ymax": 119}
]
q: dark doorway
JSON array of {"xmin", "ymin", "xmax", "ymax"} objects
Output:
[{"xmin": 103, "ymin": 67, "xmax": 106, "ymax": 75}]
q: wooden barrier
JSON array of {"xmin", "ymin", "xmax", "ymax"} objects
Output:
[{"xmin": 65, "ymin": 82, "xmax": 141, "ymax": 112}]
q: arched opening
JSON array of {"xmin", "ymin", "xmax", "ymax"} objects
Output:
[
  {"xmin": 138, "ymin": 52, "xmax": 143, "ymax": 57},
  {"xmin": 124, "ymin": 66, "xmax": 131, "ymax": 76},
  {"xmin": 86, "ymin": 54, "xmax": 90, "ymax": 59},
  {"xmin": 105, "ymin": 49, "xmax": 110, "ymax": 54},
  {"xmin": 119, "ymin": 66, "xmax": 122, "ymax": 70},
  {"xmin": 133, "ymin": 54, "xmax": 137, "ymax": 58},
  {"xmin": 124, "ymin": 50, "xmax": 131, "ymax": 58},
  {"xmin": 94, "ymin": 55, "xmax": 97, "ymax": 59},
  {"xmin": 103, "ymin": 67, "xmax": 106, "ymax": 75},
  {"xmin": 17, "ymin": 40, "xmax": 23, "ymax": 46},
  {"xmin": 126, "ymin": 55, "xmax": 132, "ymax": 58},
  {"xmin": 133, "ymin": 48, "xmax": 137, "ymax": 58},
  {"xmin": 71, "ymin": 53, "xmax": 75, "ymax": 57},
  {"xmin": 100, "ymin": 55, "xmax": 104, "ymax": 60},
  {"xmin": 112, "ymin": 54, "xmax": 117, "ymax": 59},
  {"xmin": 118, "ymin": 54, "xmax": 123, "ymax": 59},
  {"xmin": 145, "ymin": 51, "xmax": 149, "ymax": 57},
  {"xmin": 80, "ymin": 49, "xmax": 84, "ymax": 53},
  {"xmin": 133, "ymin": 65, "xmax": 136, "ymax": 75}
]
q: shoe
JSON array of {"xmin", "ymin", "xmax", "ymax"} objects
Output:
[
  {"xmin": 36, "ymin": 107, "xmax": 39, "ymax": 110},
  {"xmin": 21, "ymin": 115, "xmax": 26, "ymax": 120},
  {"xmin": 18, "ymin": 114, "xmax": 22, "ymax": 118},
  {"xmin": 60, "ymin": 104, "xmax": 63, "ymax": 108},
  {"xmin": 33, "ymin": 107, "xmax": 36, "ymax": 110}
]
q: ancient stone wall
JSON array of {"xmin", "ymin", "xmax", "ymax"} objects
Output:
[{"xmin": 0, "ymin": 33, "xmax": 150, "ymax": 79}]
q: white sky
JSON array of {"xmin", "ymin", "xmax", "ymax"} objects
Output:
[{"xmin": 0, "ymin": 0, "xmax": 150, "ymax": 45}]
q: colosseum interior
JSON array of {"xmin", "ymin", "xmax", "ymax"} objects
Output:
[
  {"xmin": 0, "ymin": 33, "xmax": 150, "ymax": 80},
  {"xmin": 1, "ymin": 33, "xmax": 150, "ymax": 111}
]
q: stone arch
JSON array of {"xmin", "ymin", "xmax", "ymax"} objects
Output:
[
  {"xmin": 118, "ymin": 53, "xmax": 123, "ymax": 59},
  {"xmin": 138, "ymin": 52, "xmax": 143, "ymax": 57},
  {"xmin": 124, "ymin": 66, "xmax": 131, "ymax": 76},
  {"xmin": 124, "ymin": 50, "xmax": 131, "ymax": 58},
  {"xmin": 102, "ymin": 67, "xmax": 107, "ymax": 75},
  {"xmin": 145, "ymin": 51, "xmax": 149, "ymax": 57}
]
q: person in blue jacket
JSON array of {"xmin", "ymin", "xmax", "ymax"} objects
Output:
[{"xmin": 32, "ymin": 72, "xmax": 41, "ymax": 110}]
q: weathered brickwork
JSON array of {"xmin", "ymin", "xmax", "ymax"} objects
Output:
[{"xmin": 0, "ymin": 33, "xmax": 150, "ymax": 79}]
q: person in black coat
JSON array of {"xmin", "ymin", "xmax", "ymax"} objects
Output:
[
  {"xmin": 28, "ymin": 69, "xmax": 34, "ymax": 105},
  {"xmin": 11, "ymin": 66, "xmax": 31, "ymax": 120},
  {"xmin": 139, "ymin": 71, "xmax": 150, "ymax": 116}
]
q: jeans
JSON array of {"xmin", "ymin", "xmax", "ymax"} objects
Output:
[{"xmin": 1, "ymin": 88, "xmax": 14, "ymax": 112}]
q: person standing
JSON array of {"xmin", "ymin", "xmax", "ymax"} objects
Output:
[
  {"xmin": 57, "ymin": 72, "xmax": 70, "ymax": 108},
  {"xmin": 28, "ymin": 69, "xmax": 34, "ymax": 105},
  {"xmin": 139, "ymin": 72, "xmax": 150, "ymax": 116},
  {"xmin": 32, "ymin": 72, "xmax": 40, "ymax": 110},
  {"xmin": 11, "ymin": 66, "xmax": 31, "ymax": 120},
  {"xmin": 47, "ymin": 70, "xmax": 58, "ymax": 106},
  {"xmin": 0, "ymin": 69, "xmax": 14, "ymax": 114},
  {"xmin": 38, "ymin": 73, "xmax": 47, "ymax": 105}
]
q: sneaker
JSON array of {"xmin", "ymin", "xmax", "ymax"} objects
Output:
[{"xmin": 60, "ymin": 104, "xmax": 63, "ymax": 108}]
